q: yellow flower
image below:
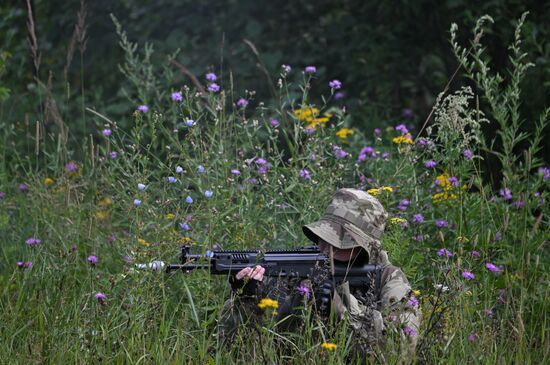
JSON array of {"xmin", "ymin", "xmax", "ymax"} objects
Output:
[
  {"xmin": 382, "ymin": 186, "xmax": 394, "ymax": 193},
  {"xmin": 294, "ymin": 107, "xmax": 319, "ymax": 121},
  {"xmin": 435, "ymin": 174, "xmax": 452, "ymax": 191},
  {"xmin": 392, "ymin": 135, "xmax": 414, "ymax": 144},
  {"xmin": 137, "ymin": 238, "xmax": 151, "ymax": 247},
  {"xmin": 367, "ymin": 188, "xmax": 381, "ymax": 196},
  {"xmin": 257, "ymin": 298, "xmax": 279, "ymax": 310},
  {"xmin": 413, "ymin": 290, "xmax": 421, "ymax": 296},
  {"xmin": 432, "ymin": 192, "xmax": 457, "ymax": 203},
  {"xmin": 336, "ymin": 128, "xmax": 354, "ymax": 140},
  {"xmin": 321, "ymin": 342, "xmax": 337, "ymax": 351},
  {"xmin": 44, "ymin": 177, "xmax": 55, "ymax": 186},
  {"xmin": 165, "ymin": 213, "xmax": 175, "ymax": 220},
  {"xmin": 94, "ymin": 210, "xmax": 110, "ymax": 220},
  {"xmin": 98, "ymin": 197, "xmax": 113, "ymax": 207},
  {"xmin": 389, "ymin": 217, "xmax": 407, "ymax": 225}
]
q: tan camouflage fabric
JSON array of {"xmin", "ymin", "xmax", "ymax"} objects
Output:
[{"xmin": 218, "ymin": 188, "xmax": 421, "ymax": 361}]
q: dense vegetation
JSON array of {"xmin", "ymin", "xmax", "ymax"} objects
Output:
[{"xmin": 0, "ymin": 1, "xmax": 549, "ymax": 363}]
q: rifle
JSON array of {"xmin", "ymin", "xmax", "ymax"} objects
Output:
[{"xmin": 166, "ymin": 245, "xmax": 382, "ymax": 293}]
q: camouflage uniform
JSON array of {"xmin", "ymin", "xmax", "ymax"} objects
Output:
[{"xmin": 218, "ymin": 188, "xmax": 421, "ymax": 360}]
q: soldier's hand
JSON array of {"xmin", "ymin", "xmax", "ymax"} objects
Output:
[{"xmin": 236, "ymin": 265, "xmax": 265, "ymax": 281}]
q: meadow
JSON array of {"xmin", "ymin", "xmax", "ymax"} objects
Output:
[{"xmin": 0, "ymin": 11, "xmax": 549, "ymax": 364}]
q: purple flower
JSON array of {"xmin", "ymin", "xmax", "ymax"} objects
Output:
[
  {"xmin": 270, "ymin": 118, "xmax": 280, "ymax": 127},
  {"xmin": 87, "ymin": 255, "xmax": 98, "ymax": 265},
  {"xmin": 416, "ymin": 138, "xmax": 428, "ymax": 146},
  {"xmin": 513, "ymin": 200, "xmax": 524, "ymax": 209},
  {"xmin": 179, "ymin": 222, "xmax": 190, "ymax": 231},
  {"xmin": 281, "ymin": 64, "xmax": 291, "ymax": 74},
  {"xmin": 395, "ymin": 124, "xmax": 409, "ymax": 135},
  {"xmin": 538, "ymin": 167, "xmax": 550, "ymax": 180},
  {"xmin": 204, "ymin": 190, "xmax": 213, "ymax": 198},
  {"xmin": 236, "ymin": 98, "xmax": 248, "ymax": 108},
  {"xmin": 485, "ymin": 263, "xmax": 503, "ymax": 273},
  {"xmin": 381, "ymin": 152, "xmax": 390, "ymax": 160},
  {"xmin": 374, "ymin": 128, "xmax": 382, "ymax": 137},
  {"xmin": 171, "ymin": 91, "xmax": 183, "ymax": 102},
  {"xmin": 470, "ymin": 251, "xmax": 481, "ymax": 257},
  {"xmin": 305, "ymin": 126, "xmax": 315, "ymax": 134},
  {"xmin": 329, "ymin": 80, "xmax": 342, "ymax": 90},
  {"xmin": 230, "ymin": 169, "xmax": 241, "ymax": 175},
  {"xmin": 437, "ymin": 248, "xmax": 453, "ymax": 257},
  {"xmin": 407, "ymin": 296, "xmax": 420, "ymax": 307},
  {"xmin": 185, "ymin": 119, "xmax": 195, "ymax": 127},
  {"xmin": 0, "ymin": 191, "xmax": 5, "ymax": 199},
  {"xmin": 448, "ymin": 176, "xmax": 459, "ymax": 187},
  {"xmin": 495, "ymin": 232, "xmax": 502, "ymax": 241},
  {"xmin": 137, "ymin": 183, "xmax": 146, "ymax": 191},
  {"xmin": 402, "ymin": 108, "xmax": 414, "ymax": 118},
  {"xmin": 424, "ymin": 160, "xmax": 437, "ymax": 169},
  {"xmin": 133, "ymin": 199, "xmax": 141, "ymax": 206},
  {"xmin": 168, "ymin": 176, "xmax": 177, "ymax": 183},
  {"xmin": 25, "ymin": 237, "xmax": 41, "ymax": 246},
  {"xmin": 499, "ymin": 188, "xmax": 512, "ymax": 200},
  {"xmin": 412, "ymin": 214, "xmax": 424, "ymax": 224},
  {"xmin": 198, "ymin": 165, "xmax": 205, "ymax": 173},
  {"xmin": 17, "ymin": 261, "xmax": 33, "ymax": 269},
  {"xmin": 299, "ymin": 169, "xmax": 311, "ymax": 180},
  {"xmin": 333, "ymin": 146, "xmax": 348, "ymax": 159},
  {"xmin": 18, "ymin": 183, "xmax": 29, "ymax": 192},
  {"xmin": 94, "ymin": 292, "xmax": 107, "ymax": 304},
  {"xmin": 65, "ymin": 161, "xmax": 78, "ymax": 172},
  {"xmin": 107, "ymin": 233, "xmax": 116, "ymax": 243},
  {"xmin": 109, "ymin": 151, "xmax": 118, "ymax": 159},
  {"xmin": 102, "ymin": 128, "xmax": 112, "ymax": 137},
  {"xmin": 485, "ymin": 309, "xmax": 494, "ymax": 318},
  {"xmin": 462, "ymin": 271, "xmax": 475, "ymax": 280},
  {"xmin": 208, "ymin": 83, "xmax": 220, "ymax": 93},
  {"xmin": 400, "ymin": 199, "xmax": 411, "ymax": 207},
  {"xmin": 412, "ymin": 234, "xmax": 424, "ymax": 241},
  {"xmin": 137, "ymin": 105, "xmax": 149, "ymax": 113},
  {"xmin": 403, "ymin": 326, "xmax": 417, "ymax": 337},
  {"xmin": 206, "ymin": 73, "xmax": 217, "ymax": 81},
  {"xmin": 185, "ymin": 196, "xmax": 193, "ymax": 204},
  {"xmin": 463, "ymin": 149, "xmax": 473, "ymax": 160},
  {"xmin": 334, "ymin": 91, "xmax": 345, "ymax": 100},
  {"xmin": 304, "ymin": 66, "xmax": 316, "ymax": 74},
  {"xmin": 435, "ymin": 219, "xmax": 448, "ymax": 228},
  {"xmin": 175, "ymin": 166, "xmax": 184, "ymax": 174},
  {"xmin": 468, "ymin": 332, "xmax": 478, "ymax": 342},
  {"xmin": 297, "ymin": 284, "xmax": 311, "ymax": 299}
]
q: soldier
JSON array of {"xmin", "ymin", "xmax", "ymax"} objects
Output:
[{"xmin": 218, "ymin": 188, "xmax": 421, "ymax": 360}]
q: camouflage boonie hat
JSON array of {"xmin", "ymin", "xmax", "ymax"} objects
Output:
[{"xmin": 303, "ymin": 188, "xmax": 388, "ymax": 259}]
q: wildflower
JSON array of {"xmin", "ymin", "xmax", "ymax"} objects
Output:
[
  {"xmin": 236, "ymin": 98, "xmax": 248, "ymax": 108},
  {"xmin": 297, "ymin": 284, "xmax": 311, "ymax": 299},
  {"xmin": 16, "ymin": 261, "xmax": 33, "ymax": 269},
  {"xmin": 448, "ymin": 176, "xmax": 459, "ymax": 187},
  {"xmin": 495, "ymin": 232, "xmax": 502, "ymax": 241},
  {"xmin": 94, "ymin": 292, "xmax": 107, "ymax": 304},
  {"xmin": 424, "ymin": 160, "xmax": 437, "ymax": 169},
  {"xmin": 281, "ymin": 64, "xmax": 291, "ymax": 74},
  {"xmin": 398, "ymin": 199, "xmax": 411, "ymax": 211},
  {"xmin": 230, "ymin": 169, "xmax": 241, "ymax": 175},
  {"xmin": 360, "ymin": 146, "xmax": 375, "ymax": 158},
  {"xmin": 87, "ymin": 255, "xmax": 98, "ymax": 265},
  {"xmin": 468, "ymin": 332, "xmax": 478, "ymax": 341},
  {"xmin": 412, "ymin": 289, "xmax": 421, "ymax": 296},
  {"xmin": 485, "ymin": 263, "xmax": 503, "ymax": 273},
  {"xmin": 412, "ymin": 234, "xmax": 424, "ymax": 241},
  {"xmin": 102, "ymin": 128, "xmax": 112, "ymax": 137},
  {"xmin": 65, "ymin": 161, "xmax": 78, "ymax": 172},
  {"xmin": 137, "ymin": 238, "xmax": 150, "ymax": 247},
  {"xmin": 435, "ymin": 219, "xmax": 448, "ymax": 228},
  {"xmin": 407, "ymin": 296, "xmax": 420, "ymax": 307},
  {"xmin": 485, "ymin": 309, "xmax": 494, "ymax": 318},
  {"xmin": 367, "ymin": 188, "xmax": 380, "ymax": 196},
  {"xmin": 299, "ymin": 169, "xmax": 311, "ymax": 180},
  {"xmin": 389, "ymin": 217, "xmax": 407, "ymax": 226},
  {"xmin": 185, "ymin": 119, "xmax": 195, "ymax": 127},
  {"xmin": 109, "ymin": 151, "xmax": 118, "ymax": 159},
  {"xmin": 98, "ymin": 197, "xmax": 113, "ymax": 207},
  {"xmin": 304, "ymin": 66, "xmax": 316, "ymax": 74},
  {"xmin": 538, "ymin": 166, "xmax": 550, "ymax": 180},
  {"xmin": 175, "ymin": 166, "xmax": 184, "ymax": 174},
  {"xmin": 320, "ymin": 343, "xmax": 337, "ymax": 351},
  {"xmin": 257, "ymin": 298, "xmax": 279, "ymax": 309},
  {"xmin": 270, "ymin": 118, "xmax": 280, "ymax": 127},
  {"xmin": 334, "ymin": 91, "xmax": 345, "ymax": 100},
  {"xmin": 499, "ymin": 188, "xmax": 512, "ymax": 200},
  {"xmin": 402, "ymin": 108, "xmax": 414, "ymax": 118},
  {"xmin": 336, "ymin": 128, "xmax": 354, "ymax": 140},
  {"xmin": 95, "ymin": 211, "xmax": 109, "ymax": 220},
  {"xmin": 412, "ymin": 214, "xmax": 424, "ymax": 224},
  {"xmin": 198, "ymin": 165, "xmax": 206, "ymax": 173},
  {"xmin": 513, "ymin": 200, "xmax": 524, "ymax": 209},
  {"xmin": 381, "ymin": 152, "xmax": 390, "ymax": 160},
  {"xmin": 395, "ymin": 124, "xmax": 409, "ymax": 135},
  {"xmin": 374, "ymin": 128, "xmax": 382, "ymax": 137},
  {"xmin": 462, "ymin": 271, "xmax": 475, "ymax": 280},
  {"xmin": 329, "ymin": 79, "xmax": 342, "ymax": 89},
  {"xmin": 403, "ymin": 327, "xmax": 417, "ymax": 337},
  {"xmin": 171, "ymin": 91, "xmax": 183, "ymax": 102},
  {"xmin": 305, "ymin": 126, "xmax": 315, "ymax": 134},
  {"xmin": 463, "ymin": 149, "xmax": 473, "ymax": 160},
  {"xmin": 138, "ymin": 183, "xmax": 146, "ymax": 191},
  {"xmin": 416, "ymin": 138, "xmax": 428, "ymax": 146},
  {"xmin": 137, "ymin": 105, "xmax": 149, "ymax": 113},
  {"xmin": 168, "ymin": 176, "xmax": 177, "ymax": 183},
  {"xmin": 206, "ymin": 73, "xmax": 217, "ymax": 81},
  {"xmin": 432, "ymin": 191, "xmax": 458, "ymax": 203},
  {"xmin": 0, "ymin": 191, "xmax": 5, "ymax": 199},
  {"xmin": 133, "ymin": 199, "xmax": 141, "ymax": 206},
  {"xmin": 470, "ymin": 251, "xmax": 481, "ymax": 257},
  {"xmin": 333, "ymin": 146, "xmax": 348, "ymax": 159},
  {"xmin": 179, "ymin": 222, "xmax": 190, "ymax": 231},
  {"xmin": 437, "ymin": 248, "xmax": 453, "ymax": 257},
  {"xmin": 185, "ymin": 196, "xmax": 193, "ymax": 204},
  {"xmin": 208, "ymin": 83, "xmax": 220, "ymax": 93},
  {"xmin": 44, "ymin": 177, "xmax": 55, "ymax": 186},
  {"xmin": 25, "ymin": 237, "xmax": 41, "ymax": 246},
  {"xmin": 204, "ymin": 190, "xmax": 213, "ymax": 198},
  {"xmin": 392, "ymin": 135, "xmax": 414, "ymax": 144}
]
